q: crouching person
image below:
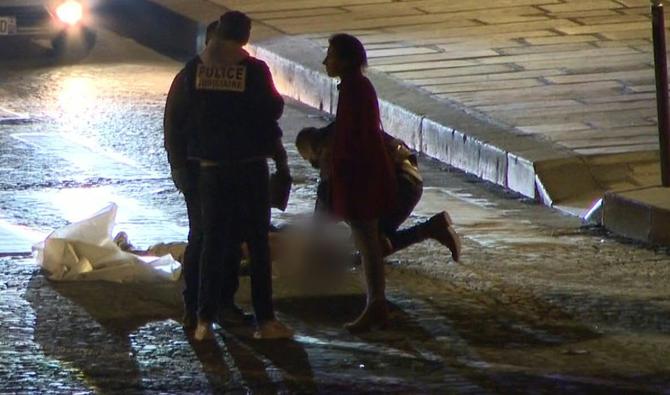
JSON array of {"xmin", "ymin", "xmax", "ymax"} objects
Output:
[{"xmin": 297, "ymin": 123, "xmax": 461, "ymax": 263}]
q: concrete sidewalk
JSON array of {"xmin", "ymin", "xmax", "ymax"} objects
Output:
[{"xmin": 139, "ymin": 0, "xmax": 665, "ymax": 217}]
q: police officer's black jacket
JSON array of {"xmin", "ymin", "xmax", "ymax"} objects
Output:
[{"xmin": 164, "ymin": 54, "xmax": 284, "ymax": 168}]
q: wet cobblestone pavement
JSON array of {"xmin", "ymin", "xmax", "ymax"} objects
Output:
[{"xmin": 1, "ymin": 28, "xmax": 670, "ymax": 394}]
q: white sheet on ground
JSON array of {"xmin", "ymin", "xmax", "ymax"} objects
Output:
[{"xmin": 33, "ymin": 203, "xmax": 181, "ymax": 283}]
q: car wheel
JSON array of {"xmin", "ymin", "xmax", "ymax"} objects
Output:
[{"xmin": 51, "ymin": 28, "xmax": 96, "ymax": 62}]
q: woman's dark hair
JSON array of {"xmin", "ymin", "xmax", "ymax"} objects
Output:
[
  {"xmin": 216, "ymin": 11, "xmax": 252, "ymax": 44},
  {"xmin": 328, "ymin": 33, "xmax": 368, "ymax": 70}
]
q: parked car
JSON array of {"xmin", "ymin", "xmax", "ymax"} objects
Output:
[{"xmin": 0, "ymin": 0, "xmax": 96, "ymax": 58}]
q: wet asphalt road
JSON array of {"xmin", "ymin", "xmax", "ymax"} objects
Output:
[{"xmin": 1, "ymin": 25, "xmax": 670, "ymax": 394}]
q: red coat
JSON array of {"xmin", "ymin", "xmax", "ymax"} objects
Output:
[{"xmin": 330, "ymin": 73, "xmax": 397, "ymax": 221}]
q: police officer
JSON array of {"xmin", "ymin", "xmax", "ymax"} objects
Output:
[
  {"xmin": 180, "ymin": 11, "xmax": 292, "ymax": 341},
  {"xmin": 164, "ymin": 20, "xmax": 229, "ymax": 331}
]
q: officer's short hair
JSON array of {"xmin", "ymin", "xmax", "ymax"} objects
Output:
[
  {"xmin": 205, "ymin": 21, "xmax": 218, "ymax": 45},
  {"xmin": 216, "ymin": 11, "xmax": 251, "ymax": 44},
  {"xmin": 328, "ymin": 33, "xmax": 368, "ymax": 69}
]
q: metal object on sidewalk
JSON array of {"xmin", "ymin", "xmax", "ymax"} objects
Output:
[{"xmin": 651, "ymin": 0, "xmax": 670, "ymax": 186}]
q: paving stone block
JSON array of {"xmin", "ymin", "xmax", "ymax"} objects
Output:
[
  {"xmin": 248, "ymin": 7, "xmax": 346, "ymax": 20},
  {"xmin": 375, "ymin": 59, "xmax": 479, "ymax": 73},
  {"xmin": 576, "ymin": 144, "xmax": 660, "ymax": 156},
  {"xmin": 576, "ymin": 14, "xmax": 650, "ymax": 25},
  {"xmin": 603, "ymin": 187, "xmax": 670, "ymax": 245},
  {"xmin": 273, "ymin": 12, "xmax": 481, "ymax": 35},
  {"xmin": 370, "ymin": 51, "xmax": 499, "ymax": 66},
  {"xmin": 342, "ymin": 2, "xmax": 426, "ymax": 18},
  {"xmin": 545, "ymin": 70, "xmax": 653, "ymax": 84},
  {"xmin": 421, "ymin": 0, "xmax": 563, "ymax": 14},
  {"xmin": 475, "ymin": 15, "xmax": 551, "ymax": 25},
  {"xmin": 539, "ymin": 0, "xmax": 623, "ymax": 13},
  {"xmin": 547, "ymin": 127, "xmax": 656, "ymax": 142},
  {"xmin": 367, "ymin": 47, "xmax": 439, "ymax": 59},
  {"xmin": 387, "ymin": 19, "xmax": 579, "ymax": 36},
  {"xmin": 583, "ymin": 93, "xmax": 656, "ymax": 104},
  {"xmin": 601, "ymin": 29, "xmax": 651, "ymax": 41},
  {"xmin": 424, "ymin": 78, "xmax": 545, "ymax": 94},
  {"xmin": 617, "ymin": 0, "xmax": 652, "ymax": 6},
  {"xmin": 522, "ymin": 55, "xmax": 648, "ymax": 71},
  {"xmin": 496, "ymin": 42, "xmax": 597, "ymax": 56},
  {"xmin": 411, "ymin": 69, "xmax": 560, "ymax": 86},
  {"xmin": 516, "ymin": 122, "xmax": 590, "ymax": 134},
  {"xmin": 391, "ymin": 64, "xmax": 515, "ymax": 80},
  {"xmin": 523, "ymin": 34, "xmax": 601, "ymax": 45},
  {"xmin": 209, "ymin": 0, "xmax": 390, "ymax": 13},
  {"xmin": 562, "ymin": 136, "xmax": 659, "ymax": 150},
  {"xmin": 564, "ymin": 20, "xmax": 651, "ymax": 34}
]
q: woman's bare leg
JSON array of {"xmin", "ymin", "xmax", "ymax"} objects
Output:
[{"xmin": 346, "ymin": 220, "xmax": 389, "ymax": 332}]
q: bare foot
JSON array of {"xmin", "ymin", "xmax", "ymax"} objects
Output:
[
  {"xmin": 254, "ymin": 319, "xmax": 294, "ymax": 339},
  {"xmin": 344, "ymin": 299, "xmax": 389, "ymax": 334},
  {"xmin": 194, "ymin": 320, "xmax": 214, "ymax": 341}
]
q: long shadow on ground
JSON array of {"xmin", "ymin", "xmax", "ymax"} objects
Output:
[{"xmin": 25, "ymin": 273, "xmax": 183, "ymax": 393}]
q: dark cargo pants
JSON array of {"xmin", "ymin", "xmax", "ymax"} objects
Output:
[
  {"xmin": 181, "ymin": 162, "xmax": 202, "ymax": 316},
  {"xmin": 197, "ymin": 160, "xmax": 275, "ymax": 324}
]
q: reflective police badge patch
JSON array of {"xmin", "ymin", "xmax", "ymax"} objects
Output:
[{"xmin": 196, "ymin": 64, "xmax": 247, "ymax": 92}]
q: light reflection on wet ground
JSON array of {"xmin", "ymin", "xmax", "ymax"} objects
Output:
[{"xmin": 1, "ymin": 28, "xmax": 669, "ymax": 393}]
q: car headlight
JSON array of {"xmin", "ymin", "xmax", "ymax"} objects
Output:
[{"xmin": 56, "ymin": 0, "xmax": 84, "ymax": 26}]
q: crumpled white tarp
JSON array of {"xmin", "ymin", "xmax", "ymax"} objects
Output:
[{"xmin": 33, "ymin": 203, "xmax": 181, "ymax": 283}]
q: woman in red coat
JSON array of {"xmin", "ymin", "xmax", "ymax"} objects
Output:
[{"xmin": 323, "ymin": 34, "xmax": 397, "ymax": 332}]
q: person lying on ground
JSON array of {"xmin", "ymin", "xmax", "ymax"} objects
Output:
[{"xmin": 112, "ymin": 221, "xmax": 352, "ymax": 279}]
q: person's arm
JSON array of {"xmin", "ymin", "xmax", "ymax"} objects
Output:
[
  {"xmin": 163, "ymin": 70, "xmax": 191, "ymax": 190},
  {"xmin": 259, "ymin": 61, "xmax": 284, "ymax": 122},
  {"xmin": 272, "ymin": 137, "xmax": 290, "ymax": 177},
  {"xmin": 270, "ymin": 136, "xmax": 292, "ymax": 212},
  {"xmin": 247, "ymin": 60, "xmax": 284, "ymax": 123},
  {"xmin": 253, "ymin": 61, "xmax": 289, "ymax": 176}
]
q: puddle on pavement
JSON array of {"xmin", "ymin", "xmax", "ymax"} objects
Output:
[{"xmin": 12, "ymin": 132, "xmax": 160, "ymax": 181}]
